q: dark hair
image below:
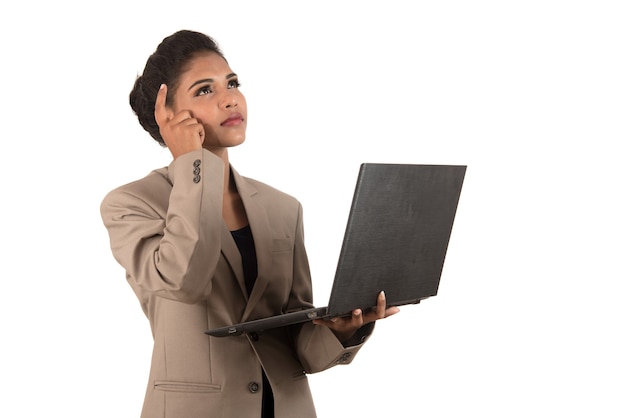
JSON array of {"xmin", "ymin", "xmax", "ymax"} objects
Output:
[{"xmin": 129, "ymin": 30, "xmax": 226, "ymax": 146}]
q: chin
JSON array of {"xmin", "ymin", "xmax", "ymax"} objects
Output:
[
  {"xmin": 204, "ymin": 133, "xmax": 246, "ymax": 149},
  {"xmin": 227, "ymin": 134, "xmax": 247, "ymax": 147}
]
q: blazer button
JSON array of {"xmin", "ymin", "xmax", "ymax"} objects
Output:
[
  {"xmin": 336, "ymin": 352, "xmax": 352, "ymax": 364},
  {"xmin": 248, "ymin": 382, "xmax": 260, "ymax": 393},
  {"xmin": 250, "ymin": 332, "xmax": 259, "ymax": 341},
  {"xmin": 192, "ymin": 159, "xmax": 201, "ymax": 183}
]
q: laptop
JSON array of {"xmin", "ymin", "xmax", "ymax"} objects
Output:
[{"xmin": 205, "ymin": 163, "xmax": 466, "ymax": 337}]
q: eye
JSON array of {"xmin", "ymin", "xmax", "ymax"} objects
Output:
[
  {"xmin": 228, "ymin": 79, "xmax": 241, "ymax": 89},
  {"xmin": 196, "ymin": 85, "xmax": 213, "ymax": 96}
]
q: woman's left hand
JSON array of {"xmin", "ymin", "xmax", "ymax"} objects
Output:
[{"xmin": 312, "ymin": 290, "xmax": 400, "ymax": 343}]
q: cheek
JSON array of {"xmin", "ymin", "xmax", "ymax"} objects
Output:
[
  {"xmin": 195, "ymin": 109, "xmax": 219, "ymax": 125},
  {"xmin": 237, "ymin": 93, "xmax": 248, "ymax": 111},
  {"xmin": 200, "ymin": 121, "xmax": 218, "ymax": 137}
]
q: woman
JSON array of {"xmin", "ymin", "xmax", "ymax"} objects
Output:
[{"xmin": 100, "ymin": 29, "xmax": 399, "ymax": 418}]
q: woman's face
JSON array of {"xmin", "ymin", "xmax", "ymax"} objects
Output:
[{"xmin": 170, "ymin": 51, "xmax": 247, "ymax": 151}]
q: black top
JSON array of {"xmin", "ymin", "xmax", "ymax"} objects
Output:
[
  {"xmin": 230, "ymin": 225, "xmax": 258, "ymax": 296},
  {"xmin": 230, "ymin": 225, "xmax": 274, "ymax": 418}
]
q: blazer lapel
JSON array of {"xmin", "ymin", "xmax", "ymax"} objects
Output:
[
  {"xmin": 220, "ymin": 222, "xmax": 248, "ymax": 298},
  {"xmin": 231, "ymin": 168, "xmax": 273, "ymax": 322}
]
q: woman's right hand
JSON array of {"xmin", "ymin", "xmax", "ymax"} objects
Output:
[{"xmin": 154, "ymin": 84, "xmax": 205, "ymax": 159}]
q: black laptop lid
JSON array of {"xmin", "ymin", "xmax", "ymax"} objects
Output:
[
  {"xmin": 326, "ymin": 163, "xmax": 466, "ymax": 315},
  {"xmin": 205, "ymin": 162, "xmax": 466, "ymax": 337}
]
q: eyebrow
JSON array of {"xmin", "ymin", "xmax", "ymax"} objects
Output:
[{"xmin": 187, "ymin": 73, "xmax": 238, "ymax": 91}]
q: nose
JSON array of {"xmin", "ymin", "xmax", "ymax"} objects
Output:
[{"xmin": 219, "ymin": 91, "xmax": 238, "ymax": 109}]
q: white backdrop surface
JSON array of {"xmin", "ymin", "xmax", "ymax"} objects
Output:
[{"xmin": 1, "ymin": 1, "xmax": 624, "ymax": 416}]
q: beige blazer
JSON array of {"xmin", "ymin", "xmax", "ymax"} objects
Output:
[{"xmin": 101, "ymin": 149, "xmax": 372, "ymax": 418}]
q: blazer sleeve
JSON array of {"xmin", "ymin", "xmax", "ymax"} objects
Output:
[
  {"xmin": 287, "ymin": 202, "xmax": 375, "ymax": 373},
  {"xmin": 100, "ymin": 150, "xmax": 225, "ymax": 304}
]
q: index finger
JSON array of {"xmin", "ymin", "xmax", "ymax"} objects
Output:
[{"xmin": 154, "ymin": 84, "xmax": 169, "ymax": 125}]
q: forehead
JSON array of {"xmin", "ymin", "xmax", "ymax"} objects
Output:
[{"xmin": 179, "ymin": 51, "xmax": 232, "ymax": 80}]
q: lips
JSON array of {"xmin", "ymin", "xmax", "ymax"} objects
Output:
[{"xmin": 220, "ymin": 112, "xmax": 244, "ymax": 126}]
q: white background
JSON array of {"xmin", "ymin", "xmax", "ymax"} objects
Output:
[{"xmin": 1, "ymin": 1, "xmax": 624, "ymax": 416}]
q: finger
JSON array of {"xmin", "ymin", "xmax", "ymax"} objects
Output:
[
  {"xmin": 176, "ymin": 115, "xmax": 205, "ymax": 144},
  {"xmin": 385, "ymin": 306, "xmax": 401, "ymax": 317},
  {"xmin": 377, "ymin": 291, "xmax": 401, "ymax": 318},
  {"xmin": 359, "ymin": 291, "xmax": 392, "ymax": 323},
  {"xmin": 154, "ymin": 84, "xmax": 170, "ymax": 126},
  {"xmin": 197, "ymin": 124, "xmax": 205, "ymax": 144},
  {"xmin": 173, "ymin": 111, "xmax": 195, "ymax": 124},
  {"xmin": 376, "ymin": 291, "xmax": 387, "ymax": 318},
  {"xmin": 349, "ymin": 309, "xmax": 364, "ymax": 327}
]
